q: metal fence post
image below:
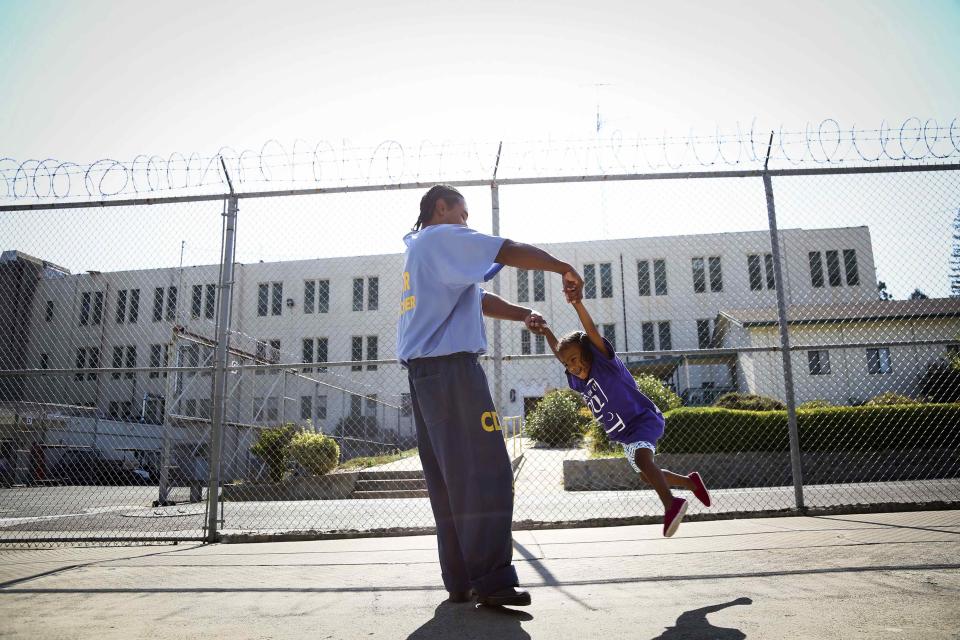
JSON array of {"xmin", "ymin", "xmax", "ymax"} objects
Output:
[
  {"xmin": 491, "ymin": 181, "xmax": 503, "ymax": 410},
  {"xmin": 155, "ymin": 327, "xmax": 178, "ymax": 507},
  {"xmin": 207, "ymin": 190, "xmax": 239, "ymax": 542},
  {"xmin": 762, "ymin": 134, "xmax": 805, "ymax": 511}
]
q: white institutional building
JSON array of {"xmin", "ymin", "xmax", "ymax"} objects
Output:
[{"xmin": 4, "ymin": 224, "xmax": 958, "ymax": 478}]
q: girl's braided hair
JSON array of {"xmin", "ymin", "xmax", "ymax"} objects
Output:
[
  {"xmin": 556, "ymin": 331, "xmax": 595, "ymax": 364},
  {"xmin": 414, "ymin": 184, "xmax": 464, "ymax": 231}
]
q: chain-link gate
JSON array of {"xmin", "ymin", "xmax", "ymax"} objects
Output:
[{"xmin": 2, "ymin": 131, "xmax": 959, "ymax": 544}]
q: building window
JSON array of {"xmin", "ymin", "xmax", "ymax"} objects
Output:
[
  {"xmin": 366, "ymin": 336, "xmax": 378, "ymax": 370},
  {"xmin": 533, "ymin": 270, "xmax": 545, "ymax": 302},
  {"xmin": 843, "ymin": 249, "xmax": 860, "ymax": 286},
  {"xmin": 257, "ymin": 283, "xmax": 269, "ymax": 316},
  {"xmin": 584, "ymin": 264, "xmax": 596, "ymax": 299},
  {"xmin": 366, "ymin": 393, "xmax": 378, "ymax": 416},
  {"xmin": 352, "ymin": 336, "xmax": 363, "ymax": 371},
  {"xmin": 642, "ymin": 322, "xmax": 655, "ymax": 351},
  {"xmin": 76, "ymin": 347, "xmax": 99, "ymax": 381},
  {"xmin": 637, "ymin": 261, "xmax": 651, "ymax": 297},
  {"xmin": 112, "ymin": 346, "xmax": 124, "ymax": 380},
  {"xmin": 164, "ymin": 286, "xmax": 177, "ymax": 321},
  {"xmin": 653, "ymin": 259, "xmax": 668, "ymax": 296},
  {"xmin": 400, "ymin": 393, "xmax": 412, "ymax": 417},
  {"xmin": 317, "ymin": 395, "xmax": 327, "ymax": 419},
  {"xmin": 517, "ymin": 269, "xmax": 529, "ymax": 302},
  {"xmin": 45, "ymin": 300, "xmax": 54, "ymax": 322},
  {"xmin": 708, "ymin": 257, "xmax": 723, "ymax": 292},
  {"xmin": 39, "ymin": 353, "xmax": 49, "ymax": 372},
  {"xmin": 535, "ymin": 333, "xmax": 546, "ymax": 355},
  {"xmin": 204, "ymin": 284, "xmax": 216, "ymax": 319},
  {"xmin": 368, "ymin": 277, "xmax": 379, "ymax": 311},
  {"xmin": 268, "ymin": 340, "xmax": 280, "ymax": 374},
  {"xmin": 302, "ymin": 338, "xmax": 314, "ymax": 373},
  {"xmin": 191, "ymin": 284, "xmax": 203, "ymax": 318},
  {"xmin": 599, "ymin": 263, "xmax": 614, "ymax": 298},
  {"xmin": 199, "ymin": 398, "xmax": 211, "ymax": 420},
  {"xmin": 304, "ymin": 280, "xmax": 315, "ymax": 314},
  {"xmin": 521, "ymin": 329, "xmax": 531, "ymax": 355},
  {"xmin": 316, "ymin": 337, "xmax": 328, "ymax": 372},
  {"xmin": 90, "ymin": 291, "xmax": 104, "ymax": 325},
  {"xmin": 128, "ymin": 288, "xmax": 140, "ymax": 323},
  {"xmin": 271, "ymin": 282, "xmax": 283, "ymax": 316},
  {"xmin": 807, "ymin": 350, "xmax": 831, "ymax": 375},
  {"xmin": 692, "ymin": 258, "xmax": 706, "ymax": 294},
  {"xmin": 809, "ymin": 252, "xmax": 825, "ymax": 288},
  {"xmin": 826, "ymin": 250, "xmax": 843, "ymax": 287},
  {"xmin": 153, "ymin": 287, "xmax": 164, "ymax": 321},
  {"xmin": 300, "ymin": 395, "xmax": 313, "ymax": 421},
  {"xmin": 658, "ymin": 321, "xmax": 672, "ymax": 351},
  {"xmin": 144, "ymin": 397, "xmax": 164, "ymax": 424},
  {"xmin": 697, "ymin": 319, "xmax": 712, "ymax": 349},
  {"xmin": 350, "ymin": 394, "xmax": 362, "ymax": 416},
  {"xmin": 602, "ymin": 324, "xmax": 616, "ymax": 350},
  {"xmin": 116, "ymin": 289, "xmax": 128, "ymax": 323},
  {"xmin": 266, "ymin": 396, "xmax": 278, "ymax": 422},
  {"xmin": 317, "ymin": 279, "xmax": 329, "ymax": 313},
  {"xmin": 79, "ymin": 291, "xmax": 91, "ymax": 325},
  {"xmin": 867, "ymin": 348, "xmax": 891, "ymax": 375},
  {"xmin": 748, "ymin": 254, "xmax": 776, "ymax": 291},
  {"xmin": 75, "ymin": 347, "xmax": 86, "ymax": 381},
  {"xmin": 149, "ymin": 344, "xmax": 167, "ymax": 379},
  {"xmin": 353, "ymin": 278, "xmax": 364, "ymax": 311}
]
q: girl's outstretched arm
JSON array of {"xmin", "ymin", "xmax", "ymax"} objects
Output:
[
  {"xmin": 542, "ymin": 327, "xmax": 561, "ymax": 360},
  {"xmin": 572, "ymin": 301, "xmax": 612, "ymax": 358}
]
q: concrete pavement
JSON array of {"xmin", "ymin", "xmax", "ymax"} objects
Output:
[{"xmin": 1, "ymin": 510, "xmax": 959, "ymax": 639}]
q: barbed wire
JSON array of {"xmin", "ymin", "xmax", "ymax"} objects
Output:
[{"xmin": 2, "ymin": 117, "xmax": 958, "ymax": 202}]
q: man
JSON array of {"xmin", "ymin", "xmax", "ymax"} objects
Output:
[{"xmin": 397, "ymin": 184, "xmax": 583, "ymax": 607}]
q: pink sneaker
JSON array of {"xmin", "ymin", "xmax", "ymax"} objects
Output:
[
  {"xmin": 663, "ymin": 497, "xmax": 688, "ymax": 537},
  {"xmin": 689, "ymin": 472, "xmax": 711, "ymax": 507}
]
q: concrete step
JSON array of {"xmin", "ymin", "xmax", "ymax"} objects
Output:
[
  {"xmin": 354, "ymin": 478, "xmax": 426, "ymax": 492},
  {"xmin": 354, "ymin": 489, "xmax": 430, "ymax": 499}
]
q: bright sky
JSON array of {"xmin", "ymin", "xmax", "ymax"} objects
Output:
[{"xmin": 1, "ymin": 0, "xmax": 959, "ymax": 298}]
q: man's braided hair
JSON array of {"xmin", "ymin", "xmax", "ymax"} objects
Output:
[{"xmin": 414, "ymin": 184, "xmax": 464, "ymax": 231}]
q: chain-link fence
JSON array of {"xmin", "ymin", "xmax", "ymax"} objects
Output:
[{"xmin": 2, "ymin": 132, "xmax": 959, "ymax": 544}]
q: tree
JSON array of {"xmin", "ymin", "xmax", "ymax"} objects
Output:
[
  {"xmin": 910, "ymin": 289, "xmax": 929, "ymax": 300},
  {"xmin": 877, "ymin": 280, "xmax": 893, "ymax": 301},
  {"xmin": 952, "ymin": 208, "xmax": 960, "ymax": 298}
]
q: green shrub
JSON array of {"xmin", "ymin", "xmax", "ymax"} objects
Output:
[
  {"xmin": 655, "ymin": 404, "xmax": 960, "ymax": 454},
  {"xmin": 865, "ymin": 392, "xmax": 920, "ymax": 406},
  {"xmin": 287, "ymin": 432, "xmax": 340, "ymax": 476},
  {"xmin": 920, "ymin": 358, "xmax": 960, "ymax": 402},
  {"xmin": 586, "ymin": 375, "xmax": 682, "ymax": 456},
  {"xmin": 798, "ymin": 399, "xmax": 833, "ymax": 410},
  {"xmin": 250, "ymin": 424, "xmax": 298, "ymax": 483},
  {"xmin": 712, "ymin": 392, "xmax": 785, "ymax": 411},
  {"xmin": 526, "ymin": 390, "xmax": 592, "ymax": 448}
]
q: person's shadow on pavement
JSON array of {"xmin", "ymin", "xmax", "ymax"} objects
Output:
[
  {"xmin": 651, "ymin": 597, "xmax": 753, "ymax": 639},
  {"xmin": 406, "ymin": 600, "xmax": 533, "ymax": 640}
]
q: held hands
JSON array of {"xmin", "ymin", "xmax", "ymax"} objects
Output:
[
  {"xmin": 523, "ymin": 311, "xmax": 547, "ymax": 335},
  {"xmin": 562, "ymin": 269, "xmax": 584, "ymax": 304}
]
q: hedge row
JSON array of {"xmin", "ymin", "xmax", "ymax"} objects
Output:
[{"xmin": 655, "ymin": 403, "xmax": 960, "ymax": 455}]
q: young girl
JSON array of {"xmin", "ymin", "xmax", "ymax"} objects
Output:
[{"xmin": 540, "ymin": 300, "xmax": 711, "ymax": 537}]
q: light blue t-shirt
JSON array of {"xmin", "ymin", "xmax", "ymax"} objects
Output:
[{"xmin": 396, "ymin": 224, "xmax": 506, "ymax": 364}]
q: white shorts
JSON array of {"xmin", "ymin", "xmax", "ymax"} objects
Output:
[{"xmin": 622, "ymin": 440, "xmax": 657, "ymax": 473}]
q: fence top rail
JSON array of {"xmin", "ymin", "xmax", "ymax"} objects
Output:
[{"xmin": 2, "ymin": 162, "xmax": 959, "ymax": 212}]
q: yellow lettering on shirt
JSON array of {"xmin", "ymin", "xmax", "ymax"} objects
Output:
[
  {"xmin": 400, "ymin": 295, "xmax": 416, "ymax": 315},
  {"xmin": 402, "ymin": 272, "xmax": 411, "ymax": 293},
  {"xmin": 481, "ymin": 411, "xmax": 503, "ymax": 433}
]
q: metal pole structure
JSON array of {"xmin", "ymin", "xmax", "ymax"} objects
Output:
[
  {"xmin": 155, "ymin": 327, "xmax": 177, "ymax": 507},
  {"xmin": 490, "ymin": 142, "xmax": 504, "ymax": 411},
  {"xmin": 281, "ymin": 369, "xmax": 287, "ymax": 425},
  {"xmin": 207, "ymin": 160, "xmax": 239, "ymax": 542},
  {"xmin": 762, "ymin": 132, "xmax": 805, "ymax": 511}
]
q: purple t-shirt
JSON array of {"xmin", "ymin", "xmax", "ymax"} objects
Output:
[{"xmin": 566, "ymin": 338, "xmax": 665, "ymax": 445}]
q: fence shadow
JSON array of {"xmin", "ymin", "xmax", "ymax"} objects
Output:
[
  {"xmin": 650, "ymin": 597, "xmax": 752, "ymax": 639},
  {"xmin": 406, "ymin": 600, "xmax": 533, "ymax": 640}
]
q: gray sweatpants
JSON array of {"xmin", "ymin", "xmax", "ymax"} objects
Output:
[{"xmin": 407, "ymin": 352, "xmax": 519, "ymax": 597}]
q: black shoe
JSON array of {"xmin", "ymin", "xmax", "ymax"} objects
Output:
[
  {"xmin": 477, "ymin": 587, "xmax": 531, "ymax": 607},
  {"xmin": 448, "ymin": 589, "xmax": 475, "ymax": 603}
]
